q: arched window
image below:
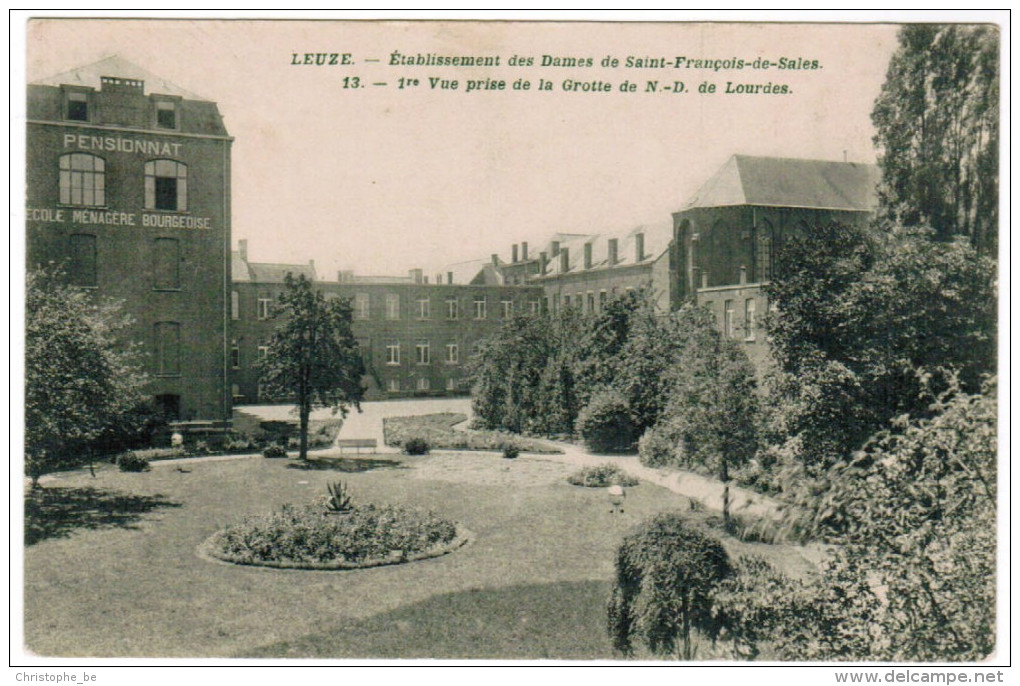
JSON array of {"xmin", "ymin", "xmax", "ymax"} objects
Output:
[
  {"xmin": 145, "ymin": 159, "xmax": 188, "ymax": 211},
  {"xmin": 755, "ymin": 218, "xmax": 774, "ymax": 282},
  {"xmin": 59, "ymin": 153, "xmax": 105, "ymax": 206}
]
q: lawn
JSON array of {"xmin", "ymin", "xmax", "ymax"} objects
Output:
[{"xmin": 23, "ymin": 451, "xmax": 818, "ymax": 659}]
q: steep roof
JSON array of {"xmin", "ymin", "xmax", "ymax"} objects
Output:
[
  {"xmin": 683, "ymin": 155, "xmax": 880, "ymax": 212},
  {"xmin": 439, "ymin": 258, "xmax": 506, "ymax": 286},
  {"xmin": 31, "ymin": 55, "xmax": 209, "ymax": 101}
]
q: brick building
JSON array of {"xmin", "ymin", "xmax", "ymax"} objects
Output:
[
  {"xmin": 230, "ymin": 242, "xmax": 543, "ymax": 402},
  {"xmin": 26, "ymin": 56, "xmax": 234, "ymax": 425},
  {"xmin": 673, "ymin": 155, "xmax": 880, "ymax": 364},
  {"xmin": 493, "ymin": 223, "xmax": 675, "ymax": 314}
]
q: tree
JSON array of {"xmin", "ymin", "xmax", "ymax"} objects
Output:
[
  {"xmin": 872, "ymin": 24, "xmax": 999, "ymax": 253},
  {"xmin": 762, "ymin": 223, "xmax": 996, "ymax": 472},
  {"xmin": 636, "ymin": 305, "xmax": 759, "ymax": 524},
  {"xmin": 607, "ymin": 512, "xmax": 731, "ymax": 659},
  {"xmin": 258, "ymin": 274, "xmax": 365, "ymax": 460},
  {"xmin": 25, "ymin": 268, "xmax": 147, "ymax": 486},
  {"xmin": 794, "ymin": 378, "xmax": 997, "ymax": 661}
]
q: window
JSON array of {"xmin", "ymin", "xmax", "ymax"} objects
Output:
[
  {"xmin": 445, "ymin": 342, "xmax": 459, "ymax": 364},
  {"xmin": 599, "ymin": 290, "xmax": 607, "ymax": 311},
  {"xmin": 416, "ymin": 377, "xmax": 430, "ymax": 391},
  {"xmin": 356, "ymin": 339, "xmax": 371, "ymax": 364},
  {"xmin": 446, "ymin": 377, "xmax": 457, "ymax": 391},
  {"xmin": 354, "ymin": 293, "xmax": 370, "ymax": 319},
  {"xmin": 155, "ymin": 101, "xmax": 177, "ymax": 129},
  {"xmin": 386, "ymin": 341, "xmax": 400, "ymax": 366},
  {"xmin": 59, "ymin": 153, "xmax": 105, "ymax": 207},
  {"xmin": 144, "ymin": 159, "xmax": 187, "ymax": 211},
  {"xmin": 744, "ymin": 298, "xmax": 757, "ymax": 341},
  {"xmin": 530, "ymin": 300, "xmax": 541, "ymax": 315},
  {"xmin": 416, "ymin": 340, "xmax": 430, "ymax": 365},
  {"xmin": 724, "ymin": 300, "xmax": 735, "ymax": 339},
  {"xmin": 231, "ymin": 384, "xmax": 241, "ymax": 400},
  {"xmin": 68, "ymin": 233, "xmax": 97, "ymax": 287},
  {"xmin": 66, "ymin": 91, "xmax": 88, "ymax": 121},
  {"xmin": 587, "ymin": 292, "xmax": 595, "ymax": 314},
  {"xmin": 473, "ymin": 296, "xmax": 486, "ymax": 319},
  {"xmin": 564, "ymin": 295, "xmax": 571, "ymax": 309},
  {"xmin": 154, "ymin": 322, "xmax": 181, "ymax": 376},
  {"xmin": 257, "ymin": 292, "xmax": 273, "ymax": 320},
  {"xmin": 501, "ymin": 300, "xmax": 513, "ymax": 318},
  {"xmin": 153, "ymin": 238, "xmax": 180, "ymax": 290},
  {"xmin": 385, "ymin": 293, "xmax": 400, "ymax": 320},
  {"xmin": 230, "ymin": 339, "xmax": 240, "ymax": 368},
  {"xmin": 446, "ymin": 298, "xmax": 459, "ymax": 320},
  {"xmin": 388, "ymin": 378, "xmax": 401, "ymax": 393},
  {"xmin": 257, "ymin": 341, "xmax": 269, "ymax": 361},
  {"xmin": 231, "ymin": 291, "xmax": 239, "ymax": 320},
  {"xmin": 417, "ymin": 298, "xmax": 430, "ymax": 319}
]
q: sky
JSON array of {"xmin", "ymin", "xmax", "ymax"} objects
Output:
[{"xmin": 23, "ymin": 18, "xmax": 902, "ymax": 279}]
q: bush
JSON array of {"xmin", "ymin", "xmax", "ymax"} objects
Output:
[
  {"xmin": 211, "ymin": 502, "xmax": 458, "ymax": 567},
  {"xmin": 262, "ymin": 443, "xmax": 288, "ymax": 458},
  {"xmin": 637, "ymin": 425, "xmax": 678, "ymax": 468},
  {"xmin": 116, "ymin": 452, "xmax": 151, "ymax": 472},
  {"xmin": 223, "ymin": 431, "xmax": 261, "ymax": 453},
  {"xmin": 502, "ymin": 443, "xmax": 520, "ymax": 459},
  {"xmin": 567, "ymin": 463, "xmax": 638, "ymax": 488},
  {"xmin": 403, "ymin": 437, "xmax": 431, "ymax": 455},
  {"xmin": 382, "ymin": 414, "xmax": 560, "ymax": 454},
  {"xmin": 576, "ymin": 389, "xmax": 638, "ymax": 453},
  {"xmin": 607, "ymin": 511, "xmax": 732, "ymax": 659}
]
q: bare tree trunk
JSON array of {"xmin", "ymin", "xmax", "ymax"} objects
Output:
[{"xmin": 299, "ymin": 401, "xmax": 310, "ymax": 461}]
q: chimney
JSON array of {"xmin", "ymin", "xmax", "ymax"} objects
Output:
[
  {"xmin": 584, "ymin": 242, "xmax": 593, "ymax": 270},
  {"xmin": 512, "ymin": 244, "xmax": 519, "ymax": 263},
  {"xmin": 423, "ymin": 275, "xmax": 429, "ymax": 284},
  {"xmin": 338, "ymin": 269, "xmax": 355, "ymax": 284},
  {"xmin": 409, "ymin": 268, "xmax": 423, "ymax": 284},
  {"xmin": 238, "ymin": 239, "xmax": 248, "ymax": 262},
  {"xmin": 539, "ymin": 251, "xmax": 548, "ymax": 275},
  {"xmin": 551, "ymin": 241, "xmax": 560, "ymax": 257},
  {"xmin": 447, "ymin": 271, "xmax": 454, "ymax": 285},
  {"xmin": 436, "ymin": 273, "xmax": 442, "ymax": 286},
  {"xmin": 521, "ymin": 241, "xmax": 529, "ymax": 261},
  {"xmin": 608, "ymin": 238, "xmax": 618, "ymax": 266},
  {"xmin": 560, "ymin": 247, "xmax": 570, "ymax": 273},
  {"xmin": 635, "ymin": 232, "xmax": 645, "ymax": 262},
  {"xmin": 739, "ymin": 266, "xmax": 747, "ymax": 285}
]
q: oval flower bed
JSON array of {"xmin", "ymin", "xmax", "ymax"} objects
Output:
[
  {"xmin": 566, "ymin": 464, "xmax": 639, "ymax": 488},
  {"xmin": 201, "ymin": 503, "xmax": 468, "ymax": 570}
]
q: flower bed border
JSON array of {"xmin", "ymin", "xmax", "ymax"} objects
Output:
[{"xmin": 197, "ymin": 524, "xmax": 473, "ymax": 571}]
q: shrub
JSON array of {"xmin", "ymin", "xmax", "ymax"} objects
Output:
[
  {"xmin": 116, "ymin": 451, "xmax": 151, "ymax": 472},
  {"xmin": 212, "ymin": 502, "xmax": 458, "ymax": 567},
  {"xmin": 576, "ymin": 388, "xmax": 638, "ymax": 453},
  {"xmin": 607, "ymin": 511, "xmax": 731, "ymax": 659},
  {"xmin": 502, "ymin": 443, "xmax": 520, "ymax": 459},
  {"xmin": 403, "ymin": 437, "xmax": 431, "ymax": 455},
  {"xmin": 223, "ymin": 431, "xmax": 261, "ymax": 453},
  {"xmin": 191, "ymin": 440, "xmax": 210, "ymax": 456},
  {"xmin": 262, "ymin": 443, "xmax": 287, "ymax": 459},
  {"xmin": 325, "ymin": 480, "xmax": 353, "ymax": 513},
  {"xmin": 637, "ymin": 425, "xmax": 678, "ymax": 468},
  {"xmin": 382, "ymin": 414, "xmax": 561, "ymax": 454},
  {"xmin": 567, "ymin": 463, "xmax": 638, "ymax": 488}
]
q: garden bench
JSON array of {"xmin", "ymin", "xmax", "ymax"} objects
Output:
[{"xmin": 336, "ymin": 438, "xmax": 378, "ymax": 455}]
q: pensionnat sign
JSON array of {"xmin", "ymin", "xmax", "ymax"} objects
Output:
[
  {"xmin": 63, "ymin": 133, "xmax": 183, "ymax": 157},
  {"xmin": 27, "ymin": 207, "xmax": 213, "ymax": 229}
]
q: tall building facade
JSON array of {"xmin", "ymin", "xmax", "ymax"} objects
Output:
[
  {"xmin": 673, "ymin": 155, "xmax": 879, "ymax": 364},
  {"xmin": 26, "ymin": 57, "xmax": 233, "ymax": 425}
]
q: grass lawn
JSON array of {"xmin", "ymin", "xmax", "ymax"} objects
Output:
[{"xmin": 24, "ymin": 452, "xmax": 818, "ymax": 659}]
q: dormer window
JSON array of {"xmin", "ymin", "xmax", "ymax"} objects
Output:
[
  {"xmin": 156, "ymin": 101, "xmax": 177, "ymax": 129},
  {"xmin": 66, "ymin": 91, "xmax": 88, "ymax": 121}
]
